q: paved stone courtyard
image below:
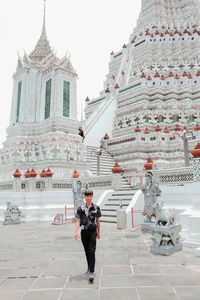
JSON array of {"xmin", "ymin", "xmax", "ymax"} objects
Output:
[{"xmin": 0, "ymin": 222, "xmax": 200, "ymax": 300}]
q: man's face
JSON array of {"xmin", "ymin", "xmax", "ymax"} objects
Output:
[{"xmin": 85, "ymin": 194, "xmax": 93, "ymax": 203}]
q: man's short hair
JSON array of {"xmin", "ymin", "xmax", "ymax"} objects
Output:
[{"xmin": 84, "ymin": 190, "xmax": 93, "ymax": 196}]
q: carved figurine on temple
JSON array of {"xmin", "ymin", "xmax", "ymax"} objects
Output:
[
  {"xmin": 72, "ymin": 180, "xmax": 85, "ymax": 214},
  {"xmin": 142, "ymin": 171, "xmax": 161, "ymax": 222},
  {"xmin": 3, "ymin": 202, "xmax": 22, "ymax": 225}
]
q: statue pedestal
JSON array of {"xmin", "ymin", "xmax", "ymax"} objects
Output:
[
  {"xmin": 150, "ymin": 224, "xmax": 182, "ymax": 256},
  {"xmin": 141, "ymin": 220, "xmax": 156, "ymax": 233}
]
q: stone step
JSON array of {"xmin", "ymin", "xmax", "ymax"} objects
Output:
[
  {"xmin": 100, "ymin": 218, "xmax": 117, "ymax": 224},
  {"xmin": 104, "ymin": 203, "xmax": 129, "ymax": 207},
  {"xmin": 101, "ymin": 213, "xmax": 117, "ymax": 218}
]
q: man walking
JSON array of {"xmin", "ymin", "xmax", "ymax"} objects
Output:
[{"xmin": 74, "ymin": 190, "xmax": 101, "ymax": 282}]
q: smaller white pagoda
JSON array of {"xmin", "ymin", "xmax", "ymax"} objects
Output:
[{"xmin": 0, "ymin": 1, "xmax": 86, "ymax": 179}]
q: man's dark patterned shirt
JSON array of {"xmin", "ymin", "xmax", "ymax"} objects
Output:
[{"xmin": 75, "ymin": 203, "xmax": 101, "ymax": 231}]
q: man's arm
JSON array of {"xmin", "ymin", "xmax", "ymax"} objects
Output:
[
  {"xmin": 74, "ymin": 218, "xmax": 80, "ymax": 240},
  {"xmin": 96, "ymin": 218, "xmax": 100, "ymax": 239}
]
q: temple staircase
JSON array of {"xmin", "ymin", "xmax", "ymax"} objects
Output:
[{"xmin": 86, "ymin": 146, "xmax": 115, "ymax": 176}]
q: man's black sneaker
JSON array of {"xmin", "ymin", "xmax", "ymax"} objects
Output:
[{"xmin": 89, "ymin": 272, "xmax": 94, "ymax": 282}]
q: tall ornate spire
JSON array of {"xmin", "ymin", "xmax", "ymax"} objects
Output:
[
  {"xmin": 135, "ymin": 0, "xmax": 200, "ymax": 34},
  {"xmin": 42, "ymin": 0, "xmax": 47, "ymax": 37},
  {"xmin": 30, "ymin": 0, "xmax": 53, "ymax": 62}
]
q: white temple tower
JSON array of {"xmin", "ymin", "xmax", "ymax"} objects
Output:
[
  {"xmin": 0, "ymin": 1, "xmax": 86, "ymax": 179},
  {"xmin": 85, "ymin": 0, "xmax": 200, "ymax": 177}
]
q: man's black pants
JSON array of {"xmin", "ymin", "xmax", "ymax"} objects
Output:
[{"xmin": 81, "ymin": 229, "xmax": 97, "ymax": 273}]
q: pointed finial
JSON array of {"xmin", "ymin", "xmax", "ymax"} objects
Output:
[{"xmin": 42, "ymin": 0, "xmax": 47, "ymax": 36}]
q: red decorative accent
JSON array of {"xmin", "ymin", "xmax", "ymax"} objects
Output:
[
  {"xmin": 144, "ymin": 157, "xmax": 155, "ymax": 170},
  {"xmin": 163, "ymin": 127, "xmax": 170, "ymax": 133},
  {"xmin": 112, "ymin": 161, "xmax": 123, "ymax": 173},
  {"xmin": 196, "ymin": 71, "xmax": 200, "ymax": 76},
  {"xmin": 187, "ymin": 73, "xmax": 193, "ymax": 79},
  {"xmin": 174, "ymin": 30, "xmax": 179, "ymax": 35},
  {"xmin": 85, "ymin": 96, "xmax": 90, "ymax": 102},
  {"xmin": 175, "ymin": 74, "xmax": 180, "ymax": 79},
  {"xmin": 174, "ymin": 124, "xmax": 182, "ymax": 131},
  {"xmin": 105, "ymin": 87, "xmax": 110, "ymax": 93},
  {"xmin": 160, "ymin": 75, "xmax": 165, "ymax": 80},
  {"xmin": 169, "ymin": 32, "xmax": 174, "ymax": 36},
  {"xmin": 40, "ymin": 169, "xmax": 46, "ymax": 178},
  {"xmin": 115, "ymin": 83, "xmax": 120, "ymax": 89},
  {"xmin": 29, "ymin": 168, "xmax": 37, "ymax": 178},
  {"xmin": 122, "ymin": 44, "xmax": 127, "ymax": 48},
  {"xmin": 155, "ymin": 30, "xmax": 159, "ymax": 35},
  {"xmin": 150, "ymin": 33, "xmax": 154, "ymax": 38},
  {"xmin": 135, "ymin": 126, "xmax": 141, "ymax": 133},
  {"xmin": 194, "ymin": 124, "xmax": 200, "ymax": 131},
  {"xmin": 46, "ymin": 168, "xmax": 53, "ymax": 178},
  {"xmin": 147, "ymin": 75, "xmax": 152, "ymax": 81},
  {"xmin": 145, "ymin": 31, "xmax": 150, "ymax": 36},
  {"xmin": 13, "ymin": 168, "xmax": 22, "ymax": 178},
  {"xmin": 144, "ymin": 127, "xmax": 150, "ymax": 134},
  {"xmin": 104, "ymin": 133, "xmax": 110, "ymax": 140},
  {"xmin": 154, "ymin": 72, "xmax": 160, "ymax": 78},
  {"xmin": 141, "ymin": 72, "xmax": 146, "ymax": 78},
  {"xmin": 24, "ymin": 169, "xmax": 31, "ymax": 179},
  {"xmin": 191, "ymin": 143, "xmax": 200, "ymax": 158},
  {"xmin": 169, "ymin": 71, "xmax": 174, "ymax": 77},
  {"xmin": 160, "ymin": 33, "xmax": 164, "ymax": 37},
  {"xmin": 155, "ymin": 125, "xmax": 162, "ymax": 132},
  {"xmin": 72, "ymin": 169, "xmax": 80, "ymax": 178},
  {"xmin": 165, "ymin": 30, "xmax": 169, "ymax": 35},
  {"xmin": 178, "ymin": 32, "xmax": 183, "ymax": 36},
  {"xmin": 182, "ymin": 71, "xmax": 188, "ymax": 77}
]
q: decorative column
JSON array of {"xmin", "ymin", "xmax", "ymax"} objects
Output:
[
  {"xmin": 45, "ymin": 168, "xmax": 53, "ymax": 190},
  {"xmin": 39, "ymin": 169, "xmax": 46, "ymax": 191},
  {"xmin": 13, "ymin": 169, "xmax": 22, "ymax": 192},
  {"xmin": 29, "ymin": 168, "xmax": 37, "ymax": 191},
  {"xmin": 24, "ymin": 169, "xmax": 31, "ymax": 191},
  {"xmin": 111, "ymin": 161, "xmax": 123, "ymax": 190},
  {"xmin": 191, "ymin": 143, "xmax": 200, "ymax": 182},
  {"xmin": 72, "ymin": 169, "xmax": 82, "ymax": 217}
]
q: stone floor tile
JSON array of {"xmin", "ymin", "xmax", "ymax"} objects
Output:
[
  {"xmin": 0, "ymin": 291, "xmax": 25, "ymax": 300},
  {"xmin": 133, "ymin": 274, "xmax": 168, "ymax": 287},
  {"xmin": 164, "ymin": 274, "xmax": 200, "ymax": 286},
  {"xmin": 31, "ymin": 276, "xmax": 67, "ymax": 289},
  {"xmin": 175, "ymin": 287, "xmax": 200, "ymax": 300},
  {"xmin": 100, "ymin": 287, "xmax": 138, "ymax": 300},
  {"xmin": 0, "ymin": 277, "xmax": 36, "ymax": 290},
  {"xmin": 132, "ymin": 265, "xmax": 162, "ymax": 274},
  {"xmin": 41, "ymin": 266, "xmax": 74, "ymax": 277},
  {"xmin": 22, "ymin": 290, "xmax": 61, "ymax": 300},
  {"xmin": 101, "ymin": 274, "xmax": 135, "ymax": 288},
  {"xmin": 60, "ymin": 289, "xmax": 99, "ymax": 300},
  {"xmin": 137, "ymin": 287, "xmax": 177, "ymax": 300},
  {"xmin": 103, "ymin": 265, "xmax": 132, "ymax": 275}
]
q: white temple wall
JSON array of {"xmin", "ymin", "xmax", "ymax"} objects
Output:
[{"xmin": 85, "ymin": 98, "xmax": 117, "ymax": 147}]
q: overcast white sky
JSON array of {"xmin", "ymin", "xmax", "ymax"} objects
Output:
[{"xmin": 0, "ymin": 0, "xmax": 141, "ymax": 146}]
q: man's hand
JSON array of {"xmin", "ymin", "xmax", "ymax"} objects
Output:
[
  {"xmin": 97, "ymin": 232, "xmax": 100, "ymax": 239},
  {"xmin": 74, "ymin": 233, "xmax": 78, "ymax": 240}
]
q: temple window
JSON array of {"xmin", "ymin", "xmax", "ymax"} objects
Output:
[
  {"xmin": 45, "ymin": 79, "xmax": 52, "ymax": 119},
  {"xmin": 16, "ymin": 81, "xmax": 22, "ymax": 123},
  {"xmin": 63, "ymin": 81, "xmax": 70, "ymax": 117}
]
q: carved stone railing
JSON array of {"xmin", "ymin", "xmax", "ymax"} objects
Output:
[
  {"xmin": 0, "ymin": 175, "xmax": 112, "ymax": 192},
  {"xmin": 154, "ymin": 166, "xmax": 194, "ymax": 186}
]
